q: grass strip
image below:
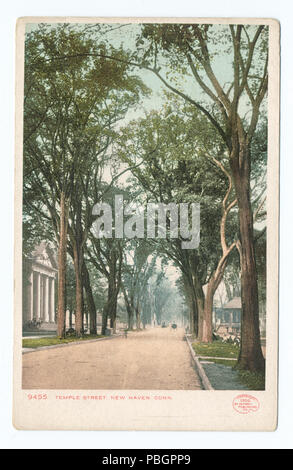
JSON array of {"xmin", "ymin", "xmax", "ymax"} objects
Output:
[
  {"xmin": 194, "ymin": 341, "xmax": 265, "ymax": 390},
  {"xmin": 23, "ymin": 334, "xmax": 104, "ymax": 349},
  {"xmin": 192, "ymin": 340, "xmax": 239, "ymax": 358}
]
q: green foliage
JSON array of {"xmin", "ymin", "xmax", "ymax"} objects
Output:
[
  {"xmin": 236, "ymin": 370, "xmax": 265, "ymax": 391},
  {"xmin": 23, "ymin": 24, "xmax": 150, "ymax": 323},
  {"xmin": 23, "ymin": 23, "xmax": 148, "ymax": 250},
  {"xmin": 192, "ymin": 340, "xmax": 239, "ymax": 358},
  {"xmin": 22, "ymin": 334, "xmax": 104, "ymax": 349},
  {"xmin": 117, "ymin": 94, "xmax": 239, "ymax": 287}
]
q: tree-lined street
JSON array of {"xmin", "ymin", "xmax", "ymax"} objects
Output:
[{"xmin": 22, "ymin": 22, "xmax": 268, "ymax": 390}]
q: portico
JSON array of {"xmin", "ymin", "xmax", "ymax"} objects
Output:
[{"xmin": 23, "ymin": 242, "xmax": 57, "ymax": 332}]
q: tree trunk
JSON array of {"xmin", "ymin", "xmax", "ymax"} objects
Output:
[
  {"xmin": 123, "ymin": 286, "xmax": 133, "ymax": 330},
  {"xmin": 200, "ymin": 154, "xmax": 238, "ymax": 343},
  {"xmin": 109, "ymin": 295, "xmax": 118, "ymax": 334},
  {"xmin": 224, "ymin": 278, "xmax": 233, "ymax": 301},
  {"xmin": 188, "ymin": 304, "xmax": 194, "ymax": 334},
  {"xmin": 83, "ymin": 263, "xmax": 97, "ymax": 334},
  {"xmin": 135, "ymin": 305, "xmax": 141, "ymax": 330},
  {"xmin": 231, "ymin": 151, "xmax": 265, "ymax": 372},
  {"xmin": 196, "ymin": 286, "xmax": 205, "ymax": 342},
  {"xmin": 101, "ymin": 305, "xmax": 108, "ymax": 335},
  {"xmin": 202, "ymin": 281, "xmax": 215, "ymax": 343},
  {"xmin": 57, "ymin": 191, "xmax": 68, "ymax": 338},
  {"xmin": 185, "ymin": 286, "xmax": 197, "ymax": 336},
  {"xmin": 182, "ymin": 269, "xmax": 198, "ymax": 336},
  {"xmin": 201, "ymin": 255, "xmax": 232, "ymax": 343},
  {"xmin": 72, "ymin": 241, "xmax": 83, "ymax": 337},
  {"xmin": 102, "ymin": 281, "xmax": 118, "ymax": 334},
  {"xmin": 129, "ymin": 294, "xmax": 135, "ymax": 330},
  {"xmin": 85, "ymin": 309, "xmax": 89, "ymax": 332},
  {"xmin": 190, "ymin": 288, "xmax": 198, "ymax": 337},
  {"xmin": 189, "ymin": 265, "xmax": 204, "ymax": 339}
]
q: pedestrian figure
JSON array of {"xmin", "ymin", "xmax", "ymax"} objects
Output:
[{"xmin": 124, "ymin": 329, "xmax": 128, "ymax": 339}]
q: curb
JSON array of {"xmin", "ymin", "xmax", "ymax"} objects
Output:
[
  {"xmin": 197, "ymin": 356, "xmax": 236, "ymax": 361},
  {"xmin": 22, "ymin": 333, "xmax": 124, "ymax": 354},
  {"xmin": 185, "ymin": 335, "xmax": 214, "ymax": 390}
]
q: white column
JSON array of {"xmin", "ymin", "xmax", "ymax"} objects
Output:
[
  {"xmin": 229, "ymin": 311, "xmax": 233, "ymax": 332},
  {"xmin": 50, "ymin": 277, "xmax": 55, "ymax": 322},
  {"xmin": 41, "ymin": 275, "xmax": 44, "ymax": 320},
  {"xmin": 44, "ymin": 276, "xmax": 49, "ymax": 322},
  {"xmin": 48, "ymin": 279, "xmax": 51, "ymax": 321},
  {"xmin": 27, "ymin": 271, "xmax": 34, "ymax": 321},
  {"xmin": 36, "ymin": 272, "xmax": 41, "ymax": 320}
]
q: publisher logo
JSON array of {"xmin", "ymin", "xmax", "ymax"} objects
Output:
[{"xmin": 232, "ymin": 394, "xmax": 260, "ymax": 414}]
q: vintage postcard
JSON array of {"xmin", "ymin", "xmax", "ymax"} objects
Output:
[{"xmin": 13, "ymin": 17, "xmax": 279, "ymax": 430}]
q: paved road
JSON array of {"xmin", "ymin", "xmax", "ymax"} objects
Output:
[{"xmin": 22, "ymin": 327, "xmax": 202, "ymax": 390}]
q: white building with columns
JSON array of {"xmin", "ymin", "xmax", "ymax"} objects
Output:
[{"xmin": 23, "ymin": 242, "xmax": 57, "ymax": 332}]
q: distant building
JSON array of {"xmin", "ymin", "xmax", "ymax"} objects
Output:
[
  {"xmin": 23, "ymin": 242, "xmax": 57, "ymax": 333},
  {"xmin": 215, "ymin": 296, "xmax": 242, "ymax": 335},
  {"xmin": 215, "ymin": 295, "xmax": 266, "ymax": 338}
]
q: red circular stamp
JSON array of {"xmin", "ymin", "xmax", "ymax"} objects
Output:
[{"xmin": 232, "ymin": 394, "xmax": 260, "ymax": 414}]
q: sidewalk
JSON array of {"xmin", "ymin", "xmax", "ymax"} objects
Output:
[{"xmin": 200, "ymin": 361, "xmax": 249, "ymax": 390}]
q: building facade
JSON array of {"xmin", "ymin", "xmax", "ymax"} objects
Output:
[
  {"xmin": 23, "ymin": 242, "xmax": 57, "ymax": 332},
  {"xmin": 215, "ymin": 297, "xmax": 242, "ymax": 336}
]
